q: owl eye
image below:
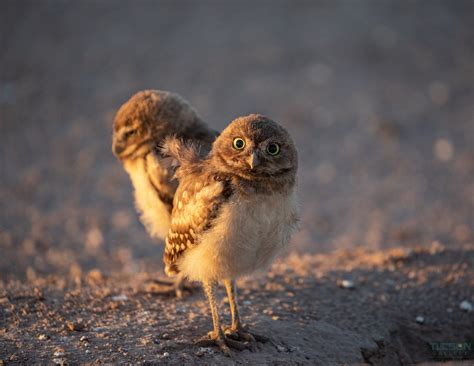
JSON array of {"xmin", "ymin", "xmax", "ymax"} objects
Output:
[
  {"xmin": 123, "ymin": 130, "xmax": 136, "ymax": 139},
  {"xmin": 233, "ymin": 137, "xmax": 246, "ymax": 150},
  {"xmin": 266, "ymin": 143, "xmax": 280, "ymax": 156}
]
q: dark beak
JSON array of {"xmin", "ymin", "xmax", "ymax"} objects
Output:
[
  {"xmin": 246, "ymin": 151, "xmax": 260, "ymax": 170},
  {"xmin": 112, "ymin": 139, "xmax": 125, "ymax": 156}
]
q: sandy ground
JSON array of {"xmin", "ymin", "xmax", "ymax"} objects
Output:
[
  {"xmin": 1, "ymin": 244, "xmax": 473, "ymax": 365},
  {"xmin": 1, "ymin": 1, "xmax": 473, "ymax": 364}
]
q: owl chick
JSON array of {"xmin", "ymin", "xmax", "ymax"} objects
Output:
[
  {"xmin": 162, "ymin": 114, "xmax": 299, "ymax": 354},
  {"xmin": 112, "ymin": 90, "xmax": 218, "ymax": 296}
]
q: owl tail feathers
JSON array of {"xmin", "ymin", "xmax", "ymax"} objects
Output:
[{"xmin": 160, "ymin": 136, "xmax": 202, "ymax": 178}]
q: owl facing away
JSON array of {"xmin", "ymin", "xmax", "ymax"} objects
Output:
[
  {"xmin": 162, "ymin": 114, "xmax": 299, "ymax": 353},
  {"xmin": 112, "ymin": 90, "xmax": 218, "ymax": 297},
  {"xmin": 112, "ymin": 90, "xmax": 217, "ymax": 240}
]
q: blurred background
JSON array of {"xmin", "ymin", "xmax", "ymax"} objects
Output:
[{"xmin": 1, "ymin": 1, "xmax": 473, "ymax": 280}]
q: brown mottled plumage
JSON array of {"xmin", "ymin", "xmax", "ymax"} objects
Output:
[
  {"xmin": 112, "ymin": 90, "xmax": 218, "ymax": 295},
  {"xmin": 162, "ymin": 114, "xmax": 299, "ymax": 354}
]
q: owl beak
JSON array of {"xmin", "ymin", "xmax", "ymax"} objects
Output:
[
  {"xmin": 112, "ymin": 139, "xmax": 125, "ymax": 156},
  {"xmin": 247, "ymin": 151, "xmax": 260, "ymax": 170}
]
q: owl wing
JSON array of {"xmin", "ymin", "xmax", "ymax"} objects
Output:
[
  {"xmin": 144, "ymin": 122, "xmax": 217, "ymax": 215},
  {"xmin": 163, "ymin": 172, "xmax": 232, "ymax": 276},
  {"xmin": 145, "ymin": 151, "xmax": 176, "ymax": 212}
]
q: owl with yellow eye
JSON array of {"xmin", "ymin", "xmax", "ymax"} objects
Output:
[{"xmin": 162, "ymin": 113, "xmax": 299, "ymax": 354}]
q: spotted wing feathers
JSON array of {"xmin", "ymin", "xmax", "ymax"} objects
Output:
[{"xmin": 162, "ymin": 138, "xmax": 232, "ymax": 275}]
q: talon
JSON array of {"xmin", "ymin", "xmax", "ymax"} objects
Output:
[
  {"xmin": 194, "ymin": 338, "xmax": 216, "ymax": 348},
  {"xmin": 223, "ymin": 326, "xmax": 268, "ymax": 344},
  {"xmin": 215, "ymin": 338, "xmax": 232, "ymax": 356},
  {"xmin": 239, "ymin": 331, "xmax": 255, "ymax": 342},
  {"xmin": 224, "ymin": 337, "xmax": 249, "ymax": 351},
  {"xmin": 223, "ymin": 327, "xmax": 238, "ymax": 339},
  {"xmin": 195, "ymin": 331, "xmax": 250, "ymax": 355},
  {"xmin": 251, "ymin": 332, "xmax": 269, "ymax": 343}
]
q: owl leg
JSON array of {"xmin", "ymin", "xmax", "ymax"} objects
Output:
[
  {"xmin": 146, "ymin": 273, "xmax": 194, "ymax": 298},
  {"xmin": 223, "ymin": 279, "xmax": 269, "ymax": 343},
  {"xmin": 195, "ymin": 280, "xmax": 248, "ymax": 355},
  {"xmin": 224, "ymin": 279, "xmax": 244, "ymax": 333},
  {"xmin": 173, "ymin": 273, "xmax": 194, "ymax": 299}
]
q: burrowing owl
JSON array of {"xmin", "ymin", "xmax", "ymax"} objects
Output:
[
  {"xmin": 112, "ymin": 90, "xmax": 218, "ymax": 296},
  {"xmin": 162, "ymin": 114, "xmax": 299, "ymax": 353}
]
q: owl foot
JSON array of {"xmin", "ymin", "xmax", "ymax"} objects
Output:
[
  {"xmin": 224, "ymin": 325, "xmax": 269, "ymax": 344},
  {"xmin": 195, "ymin": 331, "xmax": 250, "ymax": 356},
  {"xmin": 173, "ymin": 277, "xmax": 195, "ymax": 299},
  {"xmin": 145, "ymin": 277, "xmax": 196, "ymax": 298}
]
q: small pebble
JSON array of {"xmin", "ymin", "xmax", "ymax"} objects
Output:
[
  {"xmin": 66, "ymin": 321, "xmax": 85, "ymax": 332},
  {"xmin": 53, "ymin": 351, "xmax": 65, "ymax": 357},
  {"xmin": 112, "ymin": 294, "xmax": 128, "ymax": 301},
  {"xmin": 161, "ymin": 333, "xmax": 170, "ymax": 340},
  {"xmin": 459, "ymin": 300, "xmax": 473, "ymax": 312},
  {"xmin": 276, "ymin": 345, "xmax": 286, "ymax": 352},
  {"xmin": 38, "ymin": 334, "xmax": 49, "ymax": 340},
  {"xmin": 85, "ymin": 350, "xmax": 91, "ymax": 354},
  {"xmin": 385, "ymin": 279, "xmax": 396, "ymax": 286},
  {"xmin": 195, "ymin": 347, "xmax": 212, "ymax": 357},
  {"xmin": 163, "ymin": 352, "xmax": 170, "ymax": 357},
  {"xmin": 180, "ymin": 352, "xmax": 191, "ymax": 360},
  {"xmin": 415, "ymin": 316, "xmax": 425, "ymax": 324},
  {"xmin": 338, "ymin": 279, "xmax": 355, "ymax": 289},
  {"xmin": 80, "ymin": 336, "xmax": 89, "ymax": 342}
]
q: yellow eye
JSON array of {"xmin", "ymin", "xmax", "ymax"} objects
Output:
[
  {"xmin": 233, "ymin": 137, "xmax": 246, "ymax": 150},
  {"xmin": 266, "ymin": 143, "xmax": 280, "ymax": 156}
]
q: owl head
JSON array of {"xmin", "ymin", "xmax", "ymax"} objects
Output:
[
  {"xmin": 112, "ymin": 90, "xmax": 210, "ymax": 161},
  {"xmin": 210, "ymin": 114, "xmax": 298, "ymax": 184}
]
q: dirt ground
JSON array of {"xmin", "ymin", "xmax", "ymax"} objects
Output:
[
  {"xmin": 1, "ymin": 244, "xmax": 473, "ymax": 364},
  {"xmin": 1, "ymin": 1, "xmax": 473, "ymax": 364}
]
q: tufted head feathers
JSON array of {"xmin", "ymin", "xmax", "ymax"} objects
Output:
[{"xmin": 210, "ymin": 114, "xmax": 298, "ymax": 184}]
